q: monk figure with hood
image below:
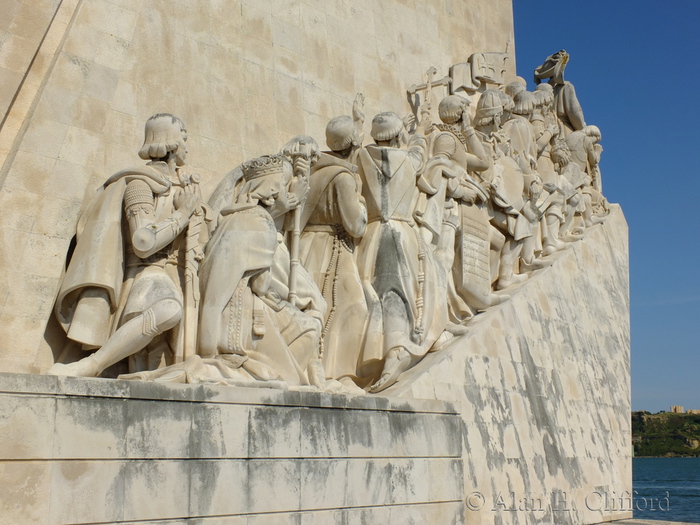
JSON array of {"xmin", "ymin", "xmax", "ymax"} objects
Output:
[{"xmin": 298, "ymin": 95, "xmax": 369, "ymax": 391}]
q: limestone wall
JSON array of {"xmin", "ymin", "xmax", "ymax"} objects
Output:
[
  {"xmin": 385, "ymin": 205, "xmax": 632, "ymax": 524},
  {"xmin": 0, "ymin": 0, "xmax": 62, "ymax": 124},
  {"xmin": 0, "ymin": 372, "xmax": 463, "ymax": 524},
  {"xmin": 0, "ymin": 0, "xmax": 515, "ymax": 374}
]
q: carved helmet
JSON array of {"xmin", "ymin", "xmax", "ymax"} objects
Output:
[
  {"xmin": 475, "ymin": 89, "xmax": 504, "ymax": 122},
  {"xmin": 370, "ymin": 112, "xmax": 404, "ymax": 142}
]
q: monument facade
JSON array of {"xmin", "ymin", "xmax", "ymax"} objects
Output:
[{"xmin": 0, "ymin": 1, "xmax": 630, "ymax": 524}]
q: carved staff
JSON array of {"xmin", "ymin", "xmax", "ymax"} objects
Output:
[
  {"xmin": 281, "ymin": 136, "xmax": 317, "ymax": 306},
  {"xmin": 407, "ymin": 66, "xmax": 451, "ymax": 120}
]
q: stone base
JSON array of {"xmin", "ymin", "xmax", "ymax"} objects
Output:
[{"xmin": 0, "ymin": 373, "xmax": 463, "ymax": 524}]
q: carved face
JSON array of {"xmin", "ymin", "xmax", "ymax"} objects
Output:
[
  {"xmin": 174, "ymin": 127, "xmax": 188, "ymax": 166},
  {"xmin": 240, "ymin": 161, "xmax": 294, "ymax": 219}
]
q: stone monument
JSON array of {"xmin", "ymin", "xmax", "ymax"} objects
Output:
[{"xmin": 0, "ymin": 1, "xmax": 629, "ymax": 524}]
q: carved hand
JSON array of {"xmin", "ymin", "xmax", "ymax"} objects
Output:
[
  {"xmin": 402, "ymin": 112, "xmax": 416, "ymax": 131},
  {"xmin": 416, "ymin": 102, "xmax": 432, "ymax": 135},
  {"xmin": 352, "ymin": 93, "xmax": 365, "ymax": 123},
  {"xmin": 174, "ymin": 184, "xmax": 199, "ymax": 217},
  {"xmin": 289, "ymin": 174, "xmax": 310, "ymax": 208}
]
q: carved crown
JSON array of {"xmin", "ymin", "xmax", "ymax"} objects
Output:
[{"xmin": 241, "ymin": 154, "xmax": 286, "ymax": 180}]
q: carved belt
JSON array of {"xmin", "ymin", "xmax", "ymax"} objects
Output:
[
  {"xmin": 305, "ymin": 224, "xmax": 354, "ymax": 252},
  {"xmin": 368, "ymin": 215, "xmax": 415, "ymax": 225},
  {"xmin": 126, "ymin": 247, "xmax": 174, "ymax": 268}
]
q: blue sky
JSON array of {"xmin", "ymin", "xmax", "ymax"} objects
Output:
[{"xmin": 513, "ymin": 1, "xmax": 700, "ymax": 412}]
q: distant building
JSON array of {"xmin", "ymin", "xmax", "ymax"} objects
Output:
[
  {"xmin": 671, "ymin": 405, "xmax": 684, "ymax": 413},
  {"xmin": 687, "ymin": 409, "xmax": 700, "ymax": 415}
]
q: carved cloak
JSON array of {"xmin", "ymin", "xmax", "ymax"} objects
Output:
[
  {"xmin": 356, "ymin": 145, "xmax": 446, "ymax": 372},
  {"xmin": 55, "ymin": 166, "xmax": 171, "ymax": 348}
]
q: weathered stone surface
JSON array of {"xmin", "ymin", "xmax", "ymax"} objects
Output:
[
  {"xmin": 384, "ymin": 204, "xmax": 631, "ymax": 524},
  {"xmin": 0, "ymin": 373, "xmax": 462, "ymax": 524}
]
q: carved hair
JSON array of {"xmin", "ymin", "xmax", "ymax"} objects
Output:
[
  {"xmin": 496, "ymin": 91, "xmax": 514, "ymax": 113},
  {"xmin": 583, "ymin": 125, "xmax": 601, "ymax": 142},
  {"xmin": 504, "ymin": 81, "xmax": 525, "ymax": 99},
  {"xmin": 533, "ymin": 83, "xmax": 554, "ymax": 107},
  {"xmin": 281, "ymin": 135, "xmax": 320, "ymax": 164},
  {"xmin": 370, "ymin": 112, "xmax": 403, "ymax": 142},
  {"xmin": 512, "ymin": 91, "xmax": 535, "ymax": 116},
  {"xmin": 438, "ymin": 95, "xmax": 470, "ymax": 125},
  {"xmin": 325, "ymin": 115, "xmax": 356, "ymax": 151},
  {"xmin": 138, "ymin": 113, "xmax": 187, "ymax": 161}
]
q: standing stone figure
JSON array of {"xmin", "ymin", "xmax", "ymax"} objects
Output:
[
  {"xmin": 298, "ymin": 105, "xmax": 368, "ymax": 391},
  {"xmin": 356, "ymin": 112, "xmax": 447, "ymax": 392},
  {"xmin": 50, "ymin": 114, "xmax": 208, "ymax": 377},
  {"xmin": 198, "ymin": 154, "xmax": 326, "ymax": 387},
  {"xmin": 422, "ymin": 94, "xmax": 507, "ymax": 323},
  {"xmin": 531, "ymin": 83, "xmax": 572, "ymax": 255},
  {"xmin": 474, "ymin": 90, "xmax": 529, "ymax": 290},
  {"xmin": 534, "ymin": 50, "xmax": 587, "ymax": 136}
]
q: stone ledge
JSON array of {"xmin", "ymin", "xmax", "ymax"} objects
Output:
[
  {"xmin": 0, "ymin": 372, "xmax": 457, "ymax": 414},
  {"xmin": 0, "ymin": 373, "xmax": 464, "ymax": 524}
]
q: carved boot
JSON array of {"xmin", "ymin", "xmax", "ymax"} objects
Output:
[{"xmin": 47, "ymin": 355, "xmax": 100, "ymax": 377}]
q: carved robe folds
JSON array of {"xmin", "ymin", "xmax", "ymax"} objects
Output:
[
  {"xmin": 356, "ymin": 142, "xmax": 447, "ymax": 379},
  {"xmin": 199, "ymin": 203, "xmax": 326, "ymax": 386},
  {"xmin": 298, "ymin": 153, "xmax": 368, "ymax": 382},
  {"xmin": 55, "ymin": 163, "xmax": 202, "ymax": 369}
]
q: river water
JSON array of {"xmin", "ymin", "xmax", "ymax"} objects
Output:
[{"xmin": 633, "ymin": 457, "xmax": 700, "ymax": 523}]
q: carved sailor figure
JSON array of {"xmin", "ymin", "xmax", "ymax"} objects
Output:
[
  {"xmin": 534, "ymin": 50, "xmax": 587, "ymax": 136},
  {"xmin": 474, "ymin": 90, "xmax": 530, "ymax": 290},
  {"xmin": 49, "ymin": 114, "xmax": 208, "ymax": 377},
  {"xmin": 298, "ymin": 99, "xmax": 369, "ymax": 391},
  {"xmin": 423, "ymin": 94, "xmax": 508, "ymax": 324},
  {"xmin": 355, "ymin": 112, "xmax": 447, "ymax": 392}
]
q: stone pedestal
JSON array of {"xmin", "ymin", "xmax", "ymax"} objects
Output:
[{"xmin": 0, "ymin": 373, "xmax": 463, "ymax": 524}]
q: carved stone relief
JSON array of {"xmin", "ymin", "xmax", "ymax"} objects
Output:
[{"xmin": 47, "ymin": 52, "xmax": 610, "ymax": 394}]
